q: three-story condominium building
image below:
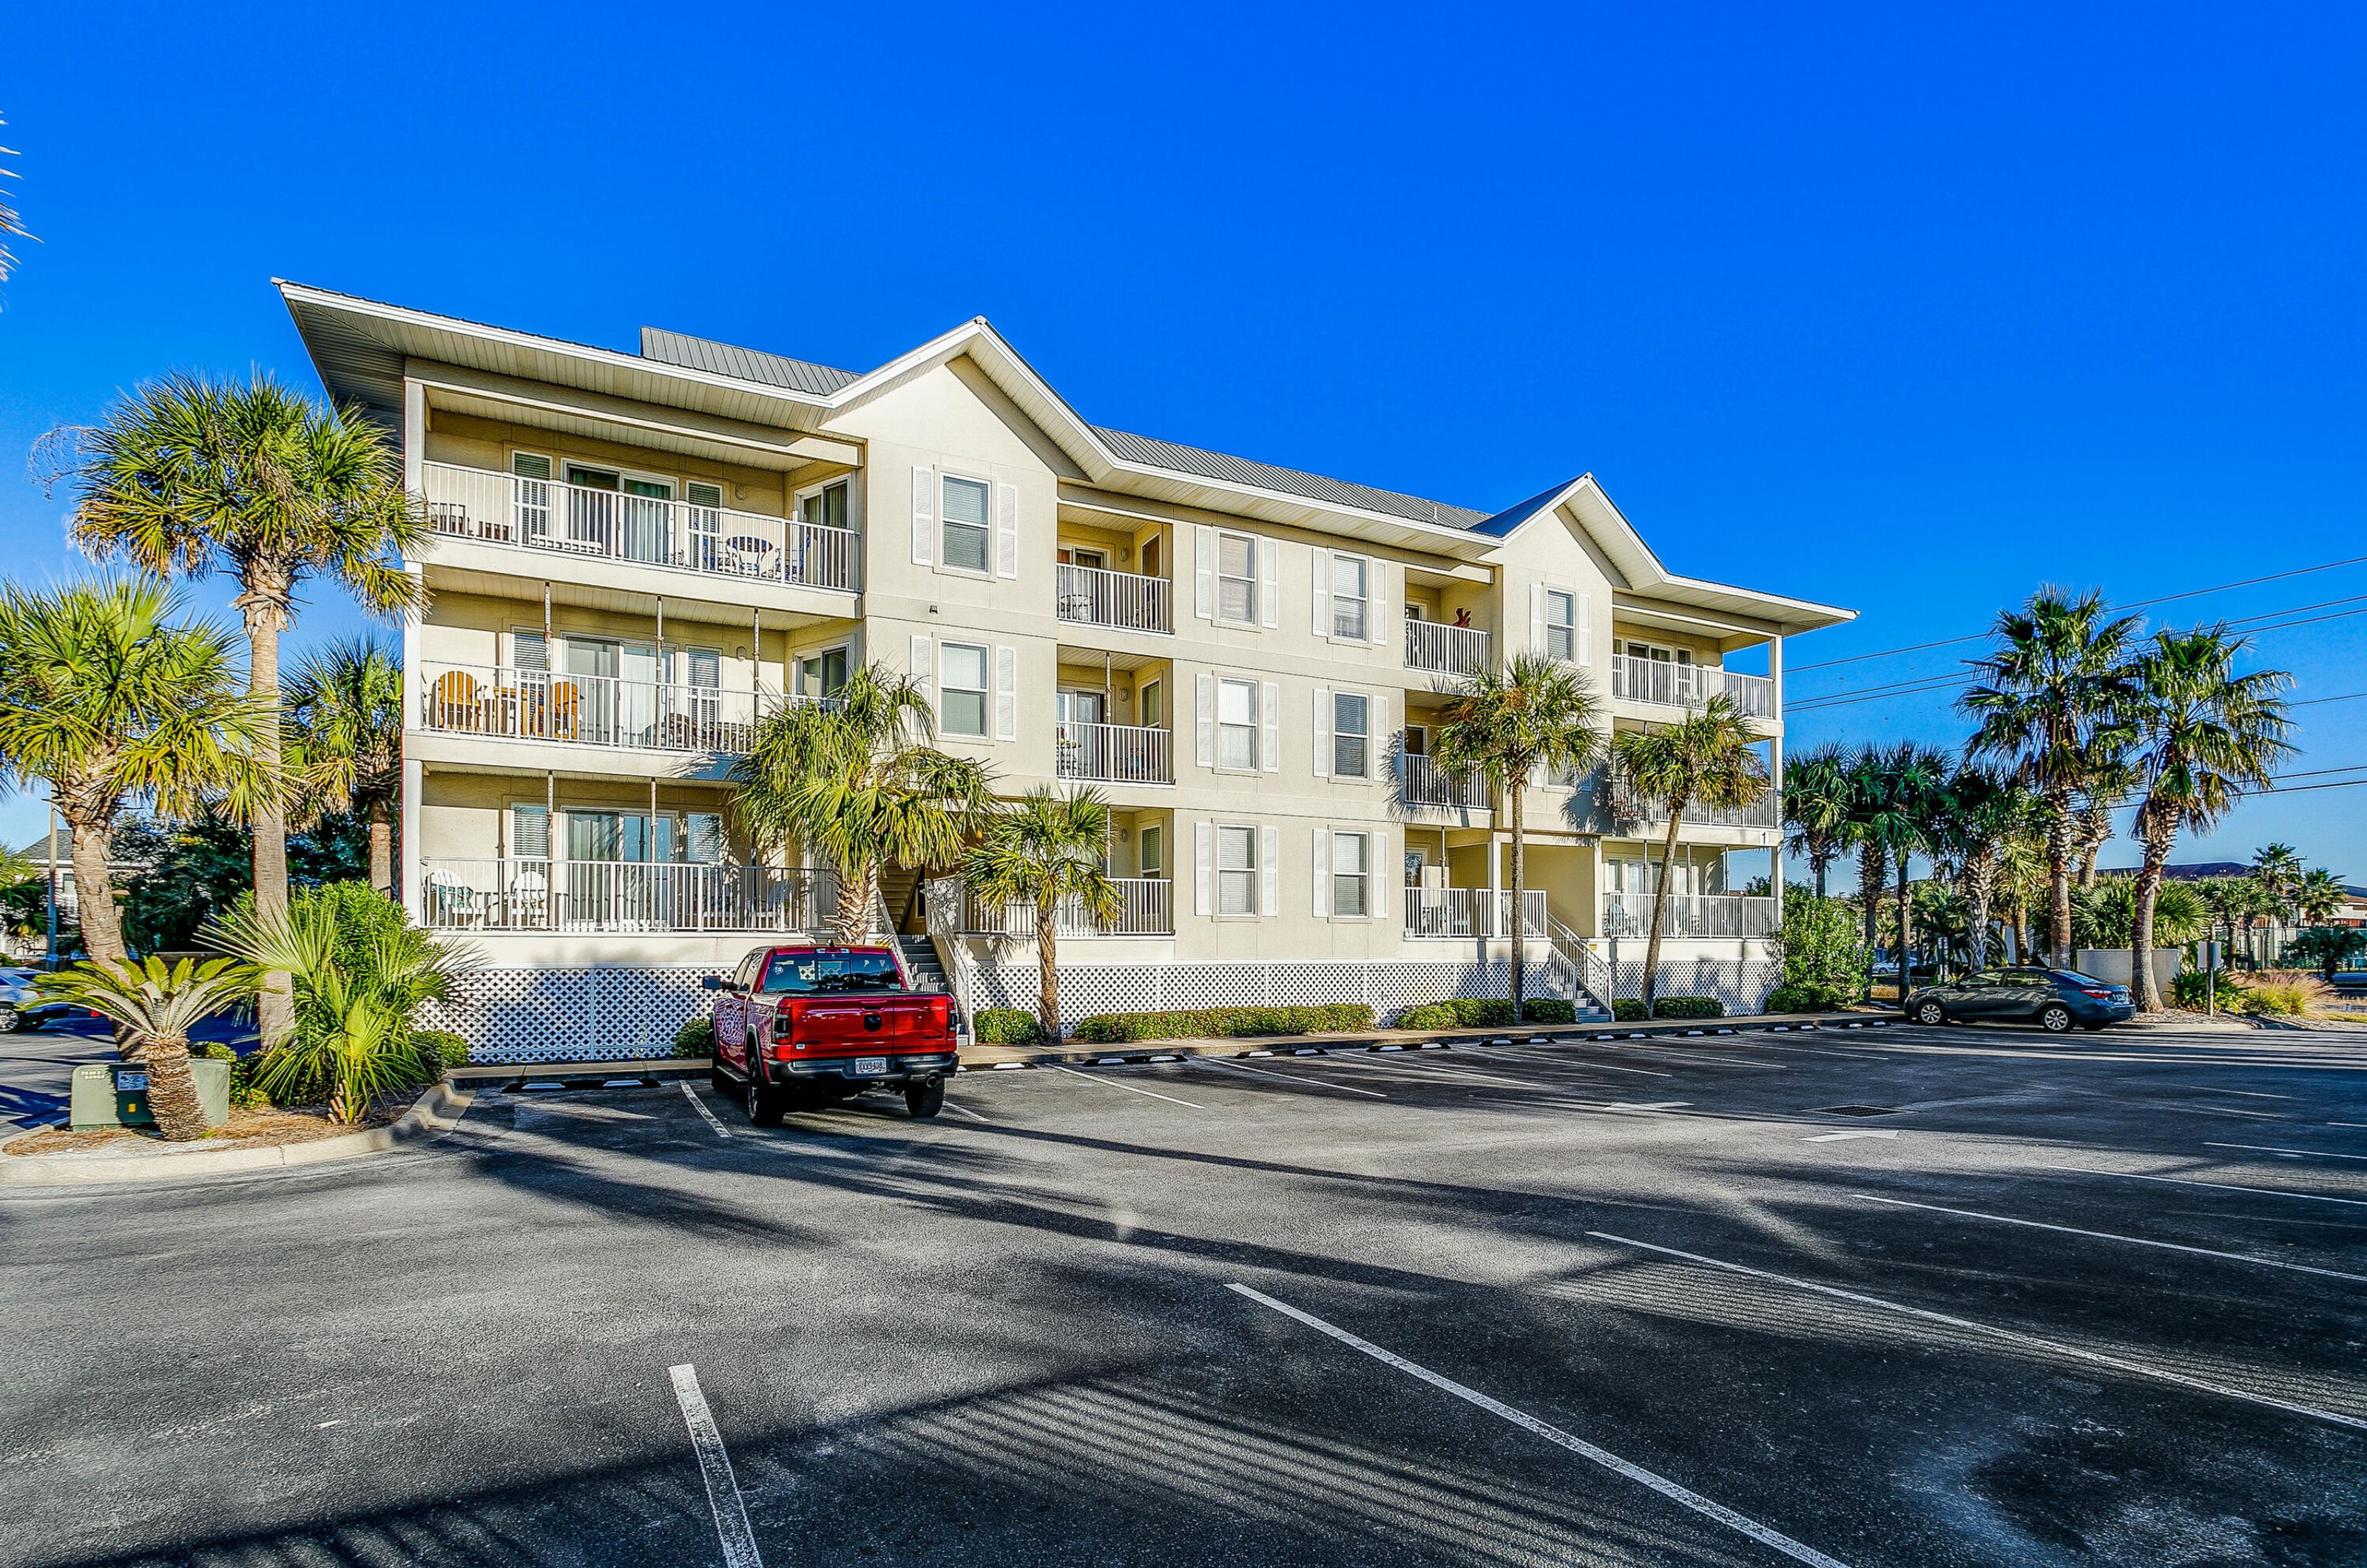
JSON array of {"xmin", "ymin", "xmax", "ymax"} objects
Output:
[{"xmin": 279, "ymin": 283, "xmax": 1853, "ymax": 1059}]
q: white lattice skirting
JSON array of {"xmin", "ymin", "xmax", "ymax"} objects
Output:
[
  {"xmin": 965, "ymin": 960, "xmax": 1532, "ymax": 1024},
  {"xmin": 1603, "ymin": 956, "xmax": 1781, "ymax": 1013}
]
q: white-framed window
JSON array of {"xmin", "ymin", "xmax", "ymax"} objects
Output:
[
  {"xmin": 1216, "ymin": 825, "xmax": 1257, "ymax": 916},
  {"xmin": 1140, "ymin": 677, "xmax": 1164, "ymax": 729},
  {"xmin": 1217, "ymin": 677, "xmax": 1258, "ymax": 770},
  {"xmin": 799, "ymin": 479, "xmax": 850, "ymax": 533},
  {"xmin": 1331, "ymin": 831, "xmax": 1371, "ymax": 918},
  {"xmin": 1623, "ymin": 638, "xmax": 1695, "ymax": 667},
  {"xmin": 1332, "ymin": 692, "xmax": 1370, "ymax": 779},
  {"xmin": 1544, "ymin": 590, "xmax": 1576, "ymax": 662},
  {"xmin": 1331, "ymin": 554, "xmax": 1370, "ymax": 641},
  {"xmin": 1139, "ymin": 824, "xmax": 1164, "ymax": 879},
  {"xmin": 795, "ymin": 644, "xmax": 849, "ymax": 698},
  {"xmin": 941, "ymin": 476, "xmax": 992, "ymax": 573},
  {"xmin": 1216, "ymin": 532, "xmax": 1257, "ymax": 623},
  {"xmin": 939, "ymin": 641, "xmax": 989, "ymax": 737}
]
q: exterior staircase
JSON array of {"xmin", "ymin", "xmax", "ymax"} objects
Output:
[
  {"xmin": 877, "ymin": 866, "xmax": 928, "ymax": 935},
  {"xmin": 898, "ymin": 933, "xmax": 950, "ymax": 994},
  {"xmin": 1539, "ymin": 913, "xmax": 1617, "ymax": 1023}
]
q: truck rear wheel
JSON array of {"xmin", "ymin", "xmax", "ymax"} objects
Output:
[
  {"xmin": 905, "ymin": 1077, "xmax": 944, "ymax": 1119},
  {"xmin": 744, "ymin": 1063, "xmax": 786, "ymax": 1126}
]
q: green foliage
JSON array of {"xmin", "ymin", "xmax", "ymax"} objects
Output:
[
  {"xmin": 1770, "ymin": 894, "xmax": 1868, "ymax": 1007},
  {"xmin": 972, "ymin": 1007, "xmax": 1045, "ymax": 1044},
  {"xmin": 671, "ymin": 1016, "xmax": 715, "ymax": 1058},
  {"xmin": 115, "ymin": 811, "xmax": 370, "ymax": 953},
  {"xmin": 1069, "ymin": 1004, "xmax": 1374, "ymax": 1043},
  {"xmin": 964, "ymin": 787, "xmax": 1119, "ymax": 1039},
  {"xmin": 1652, "ymin": 996, "xmax": 1725, "ymax": 1018},
  {"xmin": 2282, "ymin": 926, "xmax": 2367, "ymax": 979},
  {"xmin": 1613, "ymin": 999, "xmax": 1650, "ymax": 1021},
  {"xmin": 414, "ymin": 1029, "xmax": 470, "ymax": 1069},
  {"xmin": 1766, "ymin": 981, "xmax": 1856, "ymax": 1013},
  {"xmin": 2234, "ymin": 969, "xmax": 2330, "ymax": 1018},
  {"xmin": 1522, "ymin": 999, "xmax": 1577, "ymax": 1024},
  {"xmin": 1393, "ymin": 998, "xmax": 1576, "ymax": 1029},
  {"xmin": 2170, "ymin": 969, "xmax": 2243, "ymax": 1011}
]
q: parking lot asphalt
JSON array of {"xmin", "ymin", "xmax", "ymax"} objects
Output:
[{"xmin": 2, "ymin": 1020, "xmax": 2363, "ymax": 1567}]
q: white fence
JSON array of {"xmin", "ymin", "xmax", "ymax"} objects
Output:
[
  {"xmin": 416, "ymin": 660, "xmax": 806, "ymax": 755},
  {"xmin": 1401, "ymin": 888, "xmax": 1548, "ymax": 939},
  {"xmin": 1609, "ymin": 785, "xmax": 1783, "ymax": 831},
  {"xmin": 956, "ymin": 877, "xmax": 1175, "ymax": 937},
  {"xmin": 1400, "ymin": 753, "xmax": 1491, "ymax": 811},
  {"xmin": 1056, "ymin": 721, "xmax": 1174, "ymax": 785},
  {"xmin": 1405, "ymin": 619, "xmax": 1491, "ymax": 676},
  {"xmin": 420, "ymin": 859, "xmax": 837, "ymax": 933},
  {"xmin": 1599, "ymin": 892, "xmax": 1777, "ymax": 939},
  {"xmin": 422, "ymin": 461, "xmax": 860, "ymax": 591},
  {"xmin": 1057, "ymin": 562, "xmax": 1172, "ymax": 633},
  {"xmin": 1610, "ymin": 654, "xmax": 1775, "ymax": 718}
]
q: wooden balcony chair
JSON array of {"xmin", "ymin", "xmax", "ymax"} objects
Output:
[
  {"xmin": 506, "ymin": 865, "xmax": 550, "ymax": 928},
  {"xmin": 428, "ymin": 670, "xmax": 484, "ymax": 734}
]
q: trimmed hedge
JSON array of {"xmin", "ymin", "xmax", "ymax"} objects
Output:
[
  {"xmin": 1394, "ymin": 998, "xmax": 1576, "ymax": 1030},
  {"xmin": 1765, "ymin": 983, "xmax": 1850, "ymax": 1014},
  {"xmin": 671, "ymin": 1016, "xmax": 715, "ymax": 1058},
  {"xmin": 1613, "ymin": 999, "xmax": 1649, "ymax": 1021},
  {"xmin": 1652, "ymin": 996, "xmax": 1725, "ymax": 1019},
  {"xmin": 416, "ymin": 1030, "xmax": 470, "ymax": 1068},
  {"xmin": 973, "ymin": 1007, "xmax": 1045, "ymax": 1045},
  {"xmin": 1069, "ymin": 1004, "xmax": 1373, "ymax": 1044}
]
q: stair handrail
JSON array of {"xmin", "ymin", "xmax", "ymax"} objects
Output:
[
  {"xmin": 924, "ymin": 874, "xmax": 982, "ymax": 1050},
  {"xmin": 1541, "ymin": 912, "xmax": 1613, "ymax": 1014}
]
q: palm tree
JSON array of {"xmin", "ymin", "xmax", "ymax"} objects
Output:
[
  {"xmin": 1433, "ymin": 653, "xmax": 1604, "ymax": 1015},
  {"xmin": 732, "ymin": 662, "xmax": 993, "ymax": 942},
  {"xmin": 286, "ymin": 638, "xmax": 404, "ymax": 895},
  {"xmin": 50, "ymin": 373, "xmax": 426, "ymax": 1045},
  {"xmin": 36, "ymin": 957, "xmax": 251, "ymax": 1140},
  {"xmin": 2120, "ymin": 629, "xmax": 2292, "ymax": 1010},
  {"xmin": 0, "ymin": 579, "xmax": 273, "ymax": 964},
  {"xmin": 0, "ymin": 112, "xmax": 29, "ymax": 291},
  {"xmin": 1942, "ymin": 765, "xmax": 2040, "ymax": 970},
  {"xmin": 1837, "ymin": 746, "xmax": 1893, "ymax": 974},
  {"xmin": 2073, "ymin": 746, "xmax": 2138, "ymax": 888},
  {"xmin": 1882, "ymin": 743, "xmax": 1954, "ymax": 987},
  {"xmin": 2252, "ymin": 842, "xmax": 2306, "ymax": 925},
  {"xmin": 964, "ymin": 788, "xmax": 1121, "ymax": 1042},
  {"xmin": 1609, "ymin": 695, "xmax": 1767, "ymax": 1010},
  {"xmin": 1962, "ymin": 588, "xmax": 2141, "ymax": 967},
  {"xmin": 2297, "ymin": 868, "xmax": 2346, "ymax": 926},
  {"xmin": 1780, "ymin": 742, "xmax": 1851, "ymax": 899}
]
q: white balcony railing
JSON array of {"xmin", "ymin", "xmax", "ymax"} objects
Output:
[
  {"xmin": 1402, "ymin": 888, "xmax": 1548, "ymax": 939},
  {"xmin": 1056, "ymin": 721, "xmax": 1174, "ymax": 785},
  {"xmin": 1057, "ymin": 563, "xmax": 1172, "ymax": 635},
  {"xmin": 1610, "ymin": 787, "xmax": 1783, "ymax": 831},
  {"xmin": 416, "ymin": 661, "xmax": 817, "ymax": 755},
  {"xmin": 957, "ymin": 878, "xmax": 1175, "ymax": 938},
  {"xmin": 1399, "ymin": 752, "xmax": 1491, "ymax": 812},
  {"xmin": 420, "ymin": 859, "xmax": 838, "ymax": 933},
  {"xmin": 1599, "ymin": 892, "xmax": 1777, "ymax": 939},
  {"xmin": 1404, "ymin": 619, "xmax": 1492, "ymax": 677},
  {"xmin": 420, "ymin": 462, "xmax": 860, "ymax": 592},
  {"xmin": 1610, "ymin": 654, "xmax": 1775, "ymax": 719}
]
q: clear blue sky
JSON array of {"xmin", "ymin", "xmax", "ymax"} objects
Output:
[{"xmin": 4, "ymin": 2, "xmax": 2364, "ymax": 879}]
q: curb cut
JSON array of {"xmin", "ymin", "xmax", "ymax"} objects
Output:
[{"xmin": 0, "ymin": 1080, "xmax": 476, "ymax": 1188}]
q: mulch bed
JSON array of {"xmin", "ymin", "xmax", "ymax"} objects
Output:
[{"xmin": 6, "ymin": 1097, "xmax": 411, "ymax": 1159}]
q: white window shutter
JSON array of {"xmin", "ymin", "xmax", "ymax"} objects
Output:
[
  {"xmin": 1195, "ymin": 673, "xmax": 1215, "ymax": 768},
  {"xmin": 1260, "ymin": 680, "xmax": 1280, "ymax": 772},
  {"xmin": 908, "ymin": 633, "xmax": 933, "ymax": 700},
  {"xmin": 1578, "ymin": 591, "xmax": 1594, "ymax": 666},
  {"xmin": 1195, "ymin": 822, "xmax": 1214, "ymax": 916},
  {"xmin": 510, "ymin": 803, "xmax": 550, "ymax": 859},
  {"xmin": 911, "ymin": 467, "xmax": 935, "ymax": 567},
  {"xmin": 1530, "ymin": 582, "xmax": 1546, "ymax": 655},
  {"xmin": 1373, "ymin": 830, "xmax": 1391, "ymax": 922},
  {"xmin": 513, "ymin": 629, "xmax": 547, "ymax": 672},
  {"xmin": 1311, "ymin": 686, "xmax": 1331, "ymax": 778},
  {"xmin": 1310, "ymin": 547, "xmax": 1331, "ymax": 640},
  {"xmin": 1257, "ymin": 541, "xmax": 1280, "ymax": 628},
  {"xmin": 1370, "ymin": 561, "xmax": 1389, "ymax": 644},
  {"xmin": 1259, "ymin": 824, "xmax": 1279, "ymax": 916},
  {"xmin": 1194, "ymin": 525, "xmax": 1215, "ymax": 619},
  {"xmin": 1311, "ymin": 826, "xmax": 1329, "ymax": 918},
  {"xmin": 993, "ymin": 644, "xmax": 1018, "ymax": 740},
  {"xmin": 995, "ymin": 482, "xmax": 1019, "ymax": 578}
]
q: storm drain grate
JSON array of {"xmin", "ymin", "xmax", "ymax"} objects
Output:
[{"xmin": 1807, "ymin": 1104, "xmax": 1900, "ymax": 1118}]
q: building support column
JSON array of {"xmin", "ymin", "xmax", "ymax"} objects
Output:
[
  {"xmin": 1769, "ymin": 633, "xmax": 1786, "ymax": 934},
  {"xmin": 399, "ymin": 758, "xmax": 424, "ymax": 921}
]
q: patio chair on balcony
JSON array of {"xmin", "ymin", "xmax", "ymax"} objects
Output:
[
  {"xmin": 525, "ymin": 680, "xmax": 581, "ymax": 742},
  {"xmin": 428, "ymin": 670, "xmax": 484, "ymax": 734},
  {"xmin": 506, "ymin": 865, "xmax": 550, "ymax": 928},
  {"xmin": 424, "ymin": 868, "xmax": 482, "ymax": 927},
  {"xmin": 723, "ymin": 535, "xmax": 776, "ymax": 578}
]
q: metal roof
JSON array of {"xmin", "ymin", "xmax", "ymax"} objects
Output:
[{"xmin": 638, "ymin": 328, "xmax": 862, "ymax": 398}]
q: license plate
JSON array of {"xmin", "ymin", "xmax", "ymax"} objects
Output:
[
  {"xmin": 851, "ymin": 1057, "xmax": 888, "ymax": 1077},
  {"xmin": 116, "ymin": 1072, "xmax": 148, "ymax": 1091}
]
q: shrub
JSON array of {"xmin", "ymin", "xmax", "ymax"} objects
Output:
[
  {"xmin": 2170, "ymin": 970, "xmax": 2243, "ymax": 1011},
  {"xmin": 1766, "ymin": 981, "xmax": 1853, "ymax": 1014},
  {"xmin": 1395, "ymin": 999, "xmax": 1513, "ymax": 1030},
  {"xmin": 2235, "ymin": 969, "xmax": 2331, "ymax": 1018},
  {"xmin": 1522, "ymin": 998, "xmax": 1576, "ymax": 1024},
  {"xmin": 1068, "ymin": 1004, "xmax": 1373, "ymax": 1043},
  {"xmin": 415, "ymin": 1029, "xmax": 470, "ymax": 1069},
  {"xmin": 1652, "ymin": 996, "xmax": 1724, "ymax": 1019},
  {"xmin": 1613, "ymin": 999, "xmax": 1650, "ymax": 1021},
  {"xmin": 973, "ymin": 1007, "xmax": 1044, "ymax": 1045},
  {"xmin": 1769, "ymin": 895, "xmax": 1868, "ymax": 1007},
  {"xmin": 671, "ymin": 1016, "xmax": 715, "ymax": 1058}
]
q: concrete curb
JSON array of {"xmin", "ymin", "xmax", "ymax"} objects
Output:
[{"xmin": 0, "ymin": 1080, "xmax": 476, "ymax": 1188}]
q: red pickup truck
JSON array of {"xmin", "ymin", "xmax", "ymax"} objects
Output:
[{"xmin": 704, "ymin": 944, "xmax": 958, "ymax": 1124}]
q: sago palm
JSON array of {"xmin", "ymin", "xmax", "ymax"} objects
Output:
[
  {"xmin": 0, "ymin": 579, "xmax": 274, "ymax": 963},
  {"xmin": 36, "ymin": 957, "xmax": 252, "ymax": 1140},
  {"xmin": 732, "ymin": 663, "xmax": 994, "ymax": 942},
  {"xmin": 1780, "ymin": 742, "xmax": 1851, "ymax": 900},
  {"xmin": 1433, "ymin": 653, "xmax": 1603, "ymax": 1014},
  {"xmin": 1609, "ymin": 695, "xmax": 1766, "ymax": 1009},
  {"xmin": 1962, "ymin": 587, "xmax": 2141, "ymax": 966},
  {"xmin": 2123, "ymin": 629, "xmax": 2291, "ymax": 1010},
  {"xmin": 286, "ymin": 637, "xmax": 405, "ymax": 894},
  {"xmin": 49, "ymin": 373, "xmax": 426, "ymax": 1045},
  {"xmin": 964, "ymin": 788, "xmax": 1121, "ymax": 1041}
]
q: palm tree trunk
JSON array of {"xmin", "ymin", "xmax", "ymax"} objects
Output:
[
  {"xmin": 1641, "ymin": 808, "xmax": 1684, "ymax": 1010},
  {"xmin": 2045, "ymin": 790, "xmax": 2076, "ymax": 969},
  {"xmin": 367, "ymin": 797, "xmax": 393, "ymax": 897},
  {"xmin": 242, "ymin": 593, "xmax": 294, "ymax": 1050},
  {"xmin": 143, "ymin": 1034, "xmax": 211, "ymax": 1141},
  {"xmin": 1507, "ymin": 791, "xmax": 1526, "ymax": 1016},
  {"xmin": 2131, "ymin": 819, "xmax": 2174, "ymax": 1012},
  {"xmin": 1895, "ymin": 855, "xmax": 1915, "ymax": 994},
  {"xmin": 1036, "ymin": 904, "xmax": 1061, "ymax": 1041},
  {"xmin": 1856, "ymin": 841, "xmax": 1886, "ymax": 983},
  {"xmin": 833, "ymin": 860, "xmax": 872, "ymax": 944},
  {"xmin": 1965, "ymin": 856, "xmax": 1995, "ymax": 970},
  {"xmin": 1813, "ymin": 853, "xmax": 1829, "ymax": 902},
  {"xmin": 64, "ymin": 808, "xmax": 126, "ymax": 965}
]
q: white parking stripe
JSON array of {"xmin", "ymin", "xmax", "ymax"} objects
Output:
[
  {"xmin": 1460, "ymin": 1047, "xmax": 1674, "ymax": 1078},
  {"xmin": 1856, "ymin": 1194, "xmax": 2367, "ymax": 1283},
  {"xmin": 942, "ymin": 1099, "xmax": 990, "ymax": 1121},
  {"xmin": 2039, "ymin": 1164, "xmax": 2367, "ymax": 1209},
  {"xmin": 678, "ymin": 1082, "xmax": 732, "ymax": 1139},
  {"xmin": 2206, "ymin": 1140, "xmax": 2367, "ymax": 1162},
  {"xmin": 668, "ymin": 1364, "xmax": 765, "ymax": 1568},
  {"xmin": 1322, "ymin": 1053, "xmax": 1556, "ymax": 1089},
  {"xmin": 1226, "ymin": 1283, "xmax": 1852, "ymax": 1568},
  {"xmin": 1189, "ymin": 1058, "xmax": 1388, "ymax": 1098},
  {"xmin": 1044, "ymin": 1063, "xmax": 1206, "ymax": 1109},
  {"xmin": 1588, "ymin": 1232, "xmax": 2367, "ymax": 1432}
]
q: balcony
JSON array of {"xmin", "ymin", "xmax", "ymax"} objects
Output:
[
  {"xmin": 956, "ymin": 878, "xmax": 1175, "ymax": 937},
  {"xmin": 420, "ymin": 462, "xmax": 860, "ymax": 592},
  {"xmin": 1610, "ymin": 654, "xmax": 1775, "ymax": 719},
  {"xmin": 1600, "ymin": 892, "xmax": 1777, "ymax": 939},
  {"xmin": 1405, "ymin": 619, "xmax": 1491, "ymax": 677},
  {"xmin": 417, "ymin": 661, "xmax": 820, "ymax": 755},
  {"xmin": 1056, "ymin": 721, "xmax": 1174, "ymax": 785},
  {"xmin": 1402, "ymin": 888, "xmax": 1547, "ymax": 939},
  {"xmin": 1610, "ymin": 785, "xmax": 1782, "ymax": 831},
  {"xmin": 1399, "ymin": 752, "xmax": 1490, "ymax": 812},
  {"xmin": 1057, "ymin": 562, "xmax": 1172, "ymax": 635},
  {"xmin": 421, "ymin": 859, "xmax": 837, "ymax": 933}
]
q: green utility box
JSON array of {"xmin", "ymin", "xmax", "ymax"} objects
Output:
[{"xmin": 70, "ymin": 1059, "xmax": 232, "ymax": 1131}]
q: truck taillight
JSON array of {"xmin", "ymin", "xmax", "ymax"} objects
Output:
[{"xmin": 774, "ymin": 998, "xmax": 796, "ymax": 1041}]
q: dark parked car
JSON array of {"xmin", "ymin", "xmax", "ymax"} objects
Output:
[{"xmin": 1905, "ymin": 967, "xmax": 2135, "ymax": 1033}]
